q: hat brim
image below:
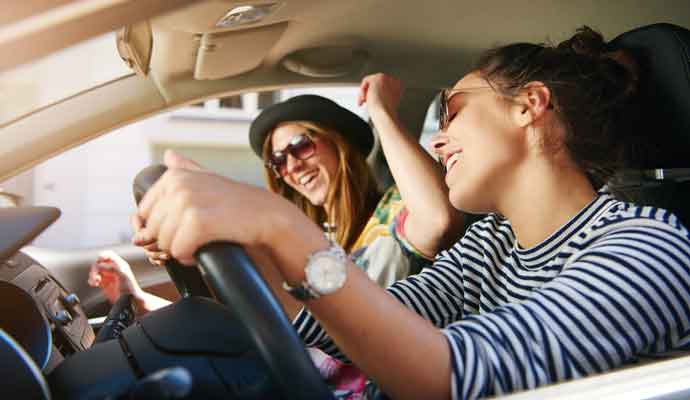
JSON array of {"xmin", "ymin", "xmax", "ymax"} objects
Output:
[{"xmin": 249, "ymin": 94, "xmax": 374, "ymax": 159}]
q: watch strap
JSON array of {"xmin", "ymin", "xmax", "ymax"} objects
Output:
[{"xmin": 282, "ymin": 281, "xmax": 320, "ymax": 301}]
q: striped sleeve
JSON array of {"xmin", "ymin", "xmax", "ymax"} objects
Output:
[{"xmin": 443, "ymin": 220, "xmax": 690, "ymax": 399}]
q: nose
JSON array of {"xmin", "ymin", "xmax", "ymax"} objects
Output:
[
  {"xmin": 285, "ymin": 153, "xmax": 305, "ymax": 175},
  {"xmin": 429, "ymin": 131, "xmax": 449, "ymax": 157}
]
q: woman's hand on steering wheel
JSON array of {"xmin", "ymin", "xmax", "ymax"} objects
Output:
[
  {"xmin": 132, "ymin": 150, "xmax": 209, "ymax": 266},
  {"xmin": 131, "ymin": 214, "xmax": 171, "ymax": 266}
]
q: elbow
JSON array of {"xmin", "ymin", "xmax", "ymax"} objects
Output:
[
  {"xmin": 429, "ymin": 207, "xmax": 464, "ymax": 238},
  {"xmin": 428, "ymin": 209, "xmax": 466, "ymax": 251},
  {"xmin": 404, "ymin": 209, "xmax": 465, "ymax": 256}
]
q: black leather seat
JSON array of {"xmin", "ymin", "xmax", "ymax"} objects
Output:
[{"xmin": 607, "ymin": 23, "xmax": 690, "ymax": 225}]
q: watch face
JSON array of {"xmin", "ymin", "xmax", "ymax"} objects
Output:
[{"xmin": 306, "ymin": 254, "xmax": 346, "ymax": 295}]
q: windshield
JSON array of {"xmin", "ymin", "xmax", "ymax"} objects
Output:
[{"xmin": 0, "ymin": 31, "xmax": 131, "ymax": 126}]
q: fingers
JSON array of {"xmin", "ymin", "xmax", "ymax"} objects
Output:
[
  {"xmin": 137, "ymin": 169, "xmax": 169, "ymax": 219},
  {"xmin": 169, "ymin": 209, "xmax": 204, "ymax": 266},
  {"xmin": 87, "ymin": 264, "xmax": 101, "ymax": 287},
  {"xmin": 154, "ymin": 190, "xmax": 191, "ymax": 252},
  {"xmin": 135, "ymin": 178, "xmax": 169, "ymax": 249},
  {"xmin": 148, "ymin": 256, "xmax": 166, "ymax": 267},
  {"xmin": 358, "ymin": 79, "xmax": 370, "ymax": 106},
  {"xmin": 146, "ymin": 249, "xmax": 170, "ymax": 267},
  {"xmin": 164, "ymin": 149, "xmax": 204, "ymax": 171},
  {"xmin": 88, "ymin": 262, "xmax": 117, "ymax": 287},
  {"xmin": 132, "ymin": 206, "xmax": 172, "ymax": 265},
  {"xmin": 131, "ymin": 213, "xmax": 145, "ymax": 232}
]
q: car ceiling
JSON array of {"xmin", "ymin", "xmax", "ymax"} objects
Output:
[{"xmin": 0, "ymin": 0, "xmax": 689, "ymax": 180}]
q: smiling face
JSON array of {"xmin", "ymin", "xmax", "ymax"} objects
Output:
[
  {"xmin": 270, "ymin": 122, "xmax": 340, "ymax": 207},
  {"xmin": 431, "ymin": 72, "xmax": 528, "ymax": 213}
]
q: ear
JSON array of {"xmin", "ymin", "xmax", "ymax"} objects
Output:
[{"xmin": 510, "ymin": 81, "xmax": 552, "ymax": 128}]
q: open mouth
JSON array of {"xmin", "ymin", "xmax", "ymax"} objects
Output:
[
  {"xmin": 444, "ymin": 151, "xmax": 462, "ymax": 173},
  {"xmin": 298, "ymin": 170, "xmax": 319, "ymax": 189}
]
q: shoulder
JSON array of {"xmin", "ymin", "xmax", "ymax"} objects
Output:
[
  {"xmin": 376, "ymin": 185, "xmax": 401, "ymax": 209},
  {"xmin": 350, "ymin": 185, "xmax": 402, "ymax": 252},
  {"xmin": 435, "ymin": 214, "xmax": 515, "ymax": 263},
  {"xmin": 570, "ymin": 197, "xmax": 690, "ymax": 265},
  {"xmin": 588, "ymin": 199, "xmax": 689, "ymax": 240},
  {"xmin": 364, "ymin": 185, "xmax": 402, "ymax": 226}
]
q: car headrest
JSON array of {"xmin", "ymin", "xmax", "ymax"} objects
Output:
[{"xmin": 608, "ymin": 23, "xmax": 690, "ymax": 169}]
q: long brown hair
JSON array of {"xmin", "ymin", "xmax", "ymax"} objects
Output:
[{"xmin": 262, "ymin": 121, "xmax": 380, "ymax": 251}]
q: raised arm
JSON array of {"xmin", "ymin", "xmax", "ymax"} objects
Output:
[{"xmin": 359, "ymin": 73, "xmax": 464, "ymax": 256}]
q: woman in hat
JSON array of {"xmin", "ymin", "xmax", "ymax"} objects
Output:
[{"xmin": 247, "ymin": 85, "xmax": 463, "ymax": 287}]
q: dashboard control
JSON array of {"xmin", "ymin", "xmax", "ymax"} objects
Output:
[
  {"xmin": 2, "ymin": 252, "xmax": 94, "ymax": 365},
  {"xmin": 54, "ymin": 310, "xmax": 73, "ymax": 325},
  {"xmin": 63, "ymin": 293, "xmax": 80, "ymax": 307}
]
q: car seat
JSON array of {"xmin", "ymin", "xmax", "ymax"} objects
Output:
[{"xmin": 606, "ymin": 23, "xmax": 690, "ymax": 225}]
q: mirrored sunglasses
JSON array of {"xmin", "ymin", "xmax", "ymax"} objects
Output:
[{"xmin": 267, "ymin": 132, "xmax": 317, "ymax": 177}]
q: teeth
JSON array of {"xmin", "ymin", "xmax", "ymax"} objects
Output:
[
  {"xmin": 300, "ymin": 172, "xmax": 316, "ymax": 185},
  {"xmin": 446, "ymin": 152, "xmax": 462, "ymax": 171}
]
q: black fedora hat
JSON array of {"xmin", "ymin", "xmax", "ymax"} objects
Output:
[{"xmin": 249, "ymin": 94, "xmax": 374, "ymax": 158}]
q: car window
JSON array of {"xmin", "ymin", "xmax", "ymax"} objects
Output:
[{"xmin": 0, "ymin": 86, "xmax": 438, "ymax": 251}]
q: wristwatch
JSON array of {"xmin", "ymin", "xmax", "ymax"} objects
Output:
[{"xmin": 282, "ymin": 244, "xmax": 348, "ymax": 301}]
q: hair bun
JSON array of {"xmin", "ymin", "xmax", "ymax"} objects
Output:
[
  {"xmin": 557, "ymin": 26, "xmax": 639, "ymax": 99},
  {"xmin": 556, "ymin": 26, "xmax": 607, "ymax": 58}
]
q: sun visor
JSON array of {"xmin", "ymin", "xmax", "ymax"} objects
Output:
[{"xmin": 193, "ymin": 22, "xmax": 287, "ymax": 80}]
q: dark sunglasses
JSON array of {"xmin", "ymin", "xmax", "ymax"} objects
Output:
[
  {"xmin": 439, "ymin": 87, "xmax": 493, "ymax": 132},
  {"xmin": 439, "ymin": 85, "xmax": 556, "ymax": 132},
  {"xmin": 266, "ymin": 131, "xmax": 317, "ymax": 177}
]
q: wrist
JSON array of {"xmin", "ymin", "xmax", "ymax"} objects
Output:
[
  {"xmin": 258, "ymin": 203, "xmax": 331, "ymax": 284},
  {"xmin": 132, "ymin": 291, "xmax": 151, "ymax": 314},
  {"xmin": 369, "ymin": 106, "xmax": 402, "ymax": 135},
  {"xmin": 282, "ymin": 243, "xmax": 348, "ymax": 301},
  {"xmin": 369, "ymin": 105, "xmax": 395, "ymax": 124}
]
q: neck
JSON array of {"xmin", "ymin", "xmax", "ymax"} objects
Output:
[{"xmin": 496, "ymin": 160, "xmax": 597, "ymax": 248}]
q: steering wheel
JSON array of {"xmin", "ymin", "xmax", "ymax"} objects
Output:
[{"xmin": 132, "ymin": 165, "xmax": 333, "ymax": 400}]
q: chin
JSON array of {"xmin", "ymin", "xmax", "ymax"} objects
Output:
[
  {"xmin": 305, "ymin": 188, "xmax": 328, "ymax": 207},
  {"xmin": 448, "ymin": 185, "xmax": 489, "ymax": 214}
]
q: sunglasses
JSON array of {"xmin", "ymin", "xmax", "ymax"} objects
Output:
[
  {"xmin": 438, "ymin": 86, "xmax": 493, "ymax": 132},
  {"xmin": 266, "ymin": 131, "xmax": 317, "ymax": 177}
]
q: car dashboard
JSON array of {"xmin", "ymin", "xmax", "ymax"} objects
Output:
[
  {"xmin": 0, "ymin": 250, "xmax": 94, "ymax": 373},
  {"xmin": 0, "ymin": 206, "xmax": 281, "ymax": 400}
]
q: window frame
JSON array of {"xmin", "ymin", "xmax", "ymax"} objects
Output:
[{"xmin": 171, "ymin": 92, "xmax": 280, "ymax": 121}]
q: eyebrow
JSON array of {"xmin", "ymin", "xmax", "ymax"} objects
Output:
[{"xmin": 272, "ymin": 132, "xmax": 309, "ymax": 153}]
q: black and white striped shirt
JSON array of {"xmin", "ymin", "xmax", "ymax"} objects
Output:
[{"xmin": 294, "ymin": 194, "xmax": 690, "ymax": 398}]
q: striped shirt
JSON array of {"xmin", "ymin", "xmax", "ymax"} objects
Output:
[{"xmin": 293, "ymin": 194, "xmax": 690, "ymax": 398}]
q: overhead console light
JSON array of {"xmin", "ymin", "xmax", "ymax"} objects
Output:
[
  {"xmin": 215, "ymin": 3, "xmax": 280, "ymax": 28},
  {"xmin": 282, "ymin": 46, "xmax": 370, "ymax": 78}
]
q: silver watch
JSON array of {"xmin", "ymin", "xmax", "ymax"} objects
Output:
[{"xmin": 282, "ymin": 244, "xmax": 348, "ymax": 301}]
